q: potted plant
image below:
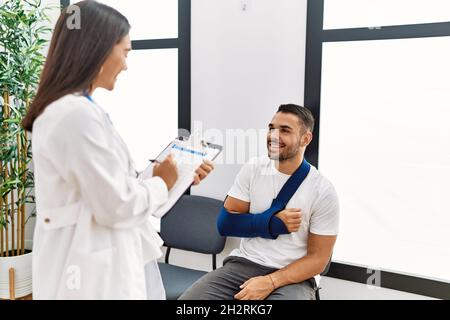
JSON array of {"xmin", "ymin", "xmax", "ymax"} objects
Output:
[{"xmin": 0, "ymin": 0, "xmax": 53, "ymax": 300}]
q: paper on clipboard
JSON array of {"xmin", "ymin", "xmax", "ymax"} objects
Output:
[{"xmin": 140, "ymin": 136, "xmax": 222, "ymax": 219}]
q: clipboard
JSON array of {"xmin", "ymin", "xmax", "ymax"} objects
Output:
[{"xmin": 142, "ymin": 136, "xmax": 222, "ymax": 219}]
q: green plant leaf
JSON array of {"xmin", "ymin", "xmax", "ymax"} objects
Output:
[{"xmin": 0, "ymin": 0, "xmax": 51, "ymax": 242}]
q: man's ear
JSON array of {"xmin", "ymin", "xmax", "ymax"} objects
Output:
[{"xmin": 301, "ymin": 131, "xmax": 313, "ymax": 147}]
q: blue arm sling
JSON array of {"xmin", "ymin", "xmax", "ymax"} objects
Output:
[{"xmin": 217, "ymin": 159, "xmax": 311, "ymax": 239}]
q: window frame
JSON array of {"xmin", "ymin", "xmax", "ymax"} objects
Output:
[
  {"xmin": 305, "ymin": 0, "xmax": 450, "ymax": 299},
  {"xmin": 60, "ymin": 0, "xmax": 191, "ymax": 133}
]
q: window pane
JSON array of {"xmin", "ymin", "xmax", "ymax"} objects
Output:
[
  {"xmin": 93, "ymin": 49, "xmax": 178, "ymax": 170},
  {"xmin": 324, "ymin": 0, "xmax": 450, "ymax": 29},
  {"xmin": 71, "ymin": 0, "xmax": 178, "ymax": 40},
  {"xmin": 319, "ymin": 37, "xmax": 450, "ymax": 282}
]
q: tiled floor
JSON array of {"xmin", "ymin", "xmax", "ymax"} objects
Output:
[{"xmin": 319, "ymin": 276, "xmax": 437, "ymax": 300}]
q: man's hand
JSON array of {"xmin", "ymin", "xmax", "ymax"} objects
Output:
[
  {"xmin": 275, "ymin": 208, "xmax": 302, "ymax": 232},
  {"xmin": 192, "ymin": 159, "xmax": 214, "ymax": 185},
  {"xmin": 234, "ymin": 276, "xmax": 275, "ymax": 300}
]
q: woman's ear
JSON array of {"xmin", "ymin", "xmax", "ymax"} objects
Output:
[{"xmin": 91, "ymin": 66, "xmax": 105, "ymax": 90}]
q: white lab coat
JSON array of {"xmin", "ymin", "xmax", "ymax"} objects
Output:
[{"xmin": 31, "ymin": 94, "xmax": 168, "ymax": 299}]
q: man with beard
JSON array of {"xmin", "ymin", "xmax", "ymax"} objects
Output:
[{"xmin": 179, "ymin": 104, "xmax": 339, "ymax": 300}]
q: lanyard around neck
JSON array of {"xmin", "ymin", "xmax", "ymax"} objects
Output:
[{"xmin": 83, "ymin": 90, "xmax": 94, "ymax": 103}]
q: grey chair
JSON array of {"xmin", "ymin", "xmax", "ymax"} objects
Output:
[
  {"xmin": 315, "ymin": 257, "xmax": 332, "ymax": 300},
  {"xmin": 157, "ymin": 195, "xmax": 226, "ymax": 300}
]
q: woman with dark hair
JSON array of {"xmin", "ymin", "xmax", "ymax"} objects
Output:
[{"xmin": 24, "ymin": 1, "xmax": 213, "ymax": 299}]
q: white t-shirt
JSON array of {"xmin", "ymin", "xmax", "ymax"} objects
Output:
[{"xmin": 228, "ymin": 156, "xmax": 339, "ymax": 271}]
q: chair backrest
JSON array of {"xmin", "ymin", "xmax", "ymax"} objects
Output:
[{"xmin": 160, "ymin": 195, "xmax": 226, "ymax": 255}]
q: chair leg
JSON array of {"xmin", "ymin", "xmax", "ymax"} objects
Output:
[
  {"xmin": 165, "ymin": 247, "xmax": 171, "ymax": 264},
  {"xmin": 212, "ymin": 254, "xmax": 217, "ymax": 270}
]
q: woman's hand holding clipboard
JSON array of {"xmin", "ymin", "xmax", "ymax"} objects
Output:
[
  {"xmin": 144, "ymin": 136, "xmax": 222, "ymax": 219},
  {"xmin": 152, "ymin": 154, "xmax": 214, "ymax": 189}
]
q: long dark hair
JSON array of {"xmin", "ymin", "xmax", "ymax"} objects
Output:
[{"xmin": 22, "ymin": 0, "xmax": 130, "ymax": 131}]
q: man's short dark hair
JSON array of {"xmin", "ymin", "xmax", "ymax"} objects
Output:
[{"xmin": 277, "ymin": 104, "xmax": 314, "ymax": 133}]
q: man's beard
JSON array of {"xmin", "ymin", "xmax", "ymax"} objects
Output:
[{"xmin": 267, "ymin": 140, "xmax": 300, "ymax": 161}]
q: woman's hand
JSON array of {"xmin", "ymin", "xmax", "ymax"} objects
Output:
[
  {"xmin": 192, "ymin": 159, "xmax": 214, "ymax": 185},
  {"xmin": 152, "ymin": 154, "xmax": 178, "ymax": 190}
]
